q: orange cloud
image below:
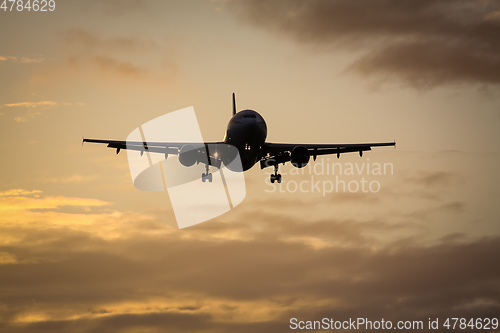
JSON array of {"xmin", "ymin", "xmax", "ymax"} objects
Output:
[
  {"xmin": 0, "ymin": 189, "xmax": 42, "ymax": 197},
  {"xmin": 0, "ymin": 194, "xmax": 109, "ymax": 212},
  {"xmin": 0, "ymin": 251, "xmax": 17, "ymax": 264},
  {"xmin": 2, "ymin": 101, "xmax": 57, "ymax": 108},
  {"xmin": 91, "ymin": 55, "xmax": 146, "ymax": 79},
  {"xmin": 31, "ymin": 29, "xmax": 178, "ymax": 88},
  {"xmin": 0, "ymin": 56, "xmax": 17, "ymax": 62},
  {"xmin": 0, "ymin": 185, "xmax": 499, "ymax": 332},
  {"xmin": 13, "ymin": 111, "xmax": 42, "ymax": 122},
  {"xmin": 43, "ymin": 174, "xmax": 98, "ymax": 184},
  {"xmin": 1, "ymin": 101, "xmax": 82, "ymax": 122},
  {"xmin": 0, "ymin": 189, "xmax": 164, "ymax": 243},
  {"xmin": 0, "ymin": 56, "xmax": 44, "ymax": 63},
  {"xmin": 20, "ymin": 57, "xmax": 45, "ymax": 64}
]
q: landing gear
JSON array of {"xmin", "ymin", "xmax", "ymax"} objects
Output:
[
  {"xmin": 202, "ymin": 164, "xmax": 213, "ymax": 182},
  {"xmin": 270, "ymin": 164, "xmax": 282, "ymax": 184},
  {"xmin": 202, "ymin": 173, "xmax": 212, "ymax": 182},
  {"xmin": 270, "ymin": 174, "xmax": 281, "ymax": 183}
]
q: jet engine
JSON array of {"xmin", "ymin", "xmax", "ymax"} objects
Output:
[
  {"xmin": 178, "ymin": 145, "xmax": 199, "ymax": 167},
  {"xmin": 291, "ymin": 145, "xmax": 310, "ymax": 168}
]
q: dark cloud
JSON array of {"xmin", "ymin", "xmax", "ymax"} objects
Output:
[
  {"xmin": 328, "ymin": 191, "xmax": 380, "ymax": 203},
  {"xmin": 404, "ymin": 201, "xmax": 466, "ymax": 221},
  {"xmin": 229, "ymin": 0, "xmax": 500, "ymax": 89},
  {"xmin": 347, "ymin": 38, "xmax": 500, "ymax": 89},
  {"xmin": 406, "ymin": 171, "xmax": 456, "ymax": 187},
  {"xmin": 0, "ymin": 187, "xmax": 497, "ymax": 332},
  {"xmin": 439, "ymin": 201, "xmax": 466, "ymax": 213},
  {"xmin": 1, "ymin": 210, "xmax": 499, "ymax": 332}
]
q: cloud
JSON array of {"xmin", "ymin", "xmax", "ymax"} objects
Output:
[
  {"xmin": 439, "ymin": 201, "xmax": 465, "ymax": 213},
  {"xmin": 20, "ymin": 57, "xmax": 45, "ymax": 64},
  {"xmin": 0, "ymin": 187, "xmax": 498, "ymax": 332},
  {"xmin": 0, "ymin": 216, "xmax": 499, "ymax": 331},
  {"xmin": 0, "ymin": 191, "xmax": 109, "ymax": 212},
  {"xmin": 32, "ymin": 30, "xmax": 178, "ymax": 87},
  {"xmin": 63, "ymin": 29, "xmax": 152, "ymax": 54},
  {"xmin": 91, "ymin": 55, "xmax": 147, "ymax": 80},
  {"xmin": 327, "ymin": 191, "xmax": 380, "ymax": 203},
  {"xmin": 0, "ymin": 189, "xmax": 42, "ymax": 197},
  {"xmin": 1, "ymin": 100, "xmax": 83, "ymax": 122},
  {"xmin": 0, "ymin": 252, "xmax": 17, "ymax": 265},
  {"xmin": 14, "ymin": 111, "xmax": 40, "ymax": 122},
  {"xmin": 406, "ymin": 171, "xmax": 456, "ymax": 187},
  {"xmin": 84, "ymin": 0, "xmax": 147, "ymax": 16},
  {"xmin": 42, "ymin": 174, "xmax": 98, "ymax": 184},
  {"xmin": 0, "ymin": 56, "xmax": 44, "ymax": 64},
  {"xmin": 229, "ymin": 0, "xmax": 500, "ymax": 89},
  {"xmin": 0, "ymin": 56, "xmax": 17, "ymax": 62},
  {"xmin": 2, "ymin": 101, "xmax": 57, "ymax": 108},
  {"xmin": 346, "ymin": 38, "xmax": 500, "ymax": 89},
  {"xmin": 49, "ymin": 54, "xmax": 161, "ymax": 83},
  {"xmin": 1, "ymin": 102, "xmax": 53, "ymax": 123},
  {"xmin": 486, "ymin": 9, "xmax": 500, "ymax": 21}
]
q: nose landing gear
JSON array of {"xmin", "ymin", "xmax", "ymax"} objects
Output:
[{"xmin": 270, "ymin": 164, "xmax": 282, "ymax": 183}]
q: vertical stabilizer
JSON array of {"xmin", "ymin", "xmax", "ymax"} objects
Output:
[{"xmin": 232, "ymin": 93, "xmax": 236, "ymax": 116}]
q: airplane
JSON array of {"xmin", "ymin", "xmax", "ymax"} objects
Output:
[{"xmin": 83, "ymin": 93, "xmax": 395, "ymax": 184}]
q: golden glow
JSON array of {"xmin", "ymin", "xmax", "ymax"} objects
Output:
[{"xmin": 0, "ymin": 1, "xmax": 499, "ymax": 332}]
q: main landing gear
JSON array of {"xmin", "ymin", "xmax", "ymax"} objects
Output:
[
  {"xmin": 202, "ymin": 164, "xmax": 213, "ymax": 182},
  {"xmin": 270, "ymin": 164, "xmax": 282, "ymax": 184}
]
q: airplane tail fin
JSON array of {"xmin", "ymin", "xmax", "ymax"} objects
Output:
[{"xmin": 232, "ymin": 92, "xmax": 236, "ymax": 116}]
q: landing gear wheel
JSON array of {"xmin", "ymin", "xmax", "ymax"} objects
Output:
[
  {"xmin": 270, "ymin": 164, "xmax": 282, "ymax": 184},
  {"xmin": 201, "ymin": 163, "xmax": 213, "ymax": 183},
  {"xmin": 201, "ymin": 171, "xmax": 213, "ymax": 183}
]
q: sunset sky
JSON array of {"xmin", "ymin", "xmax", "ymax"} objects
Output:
[{"xmin": 1, "ymin": 0, "xmax": 500, "ymax": 332}]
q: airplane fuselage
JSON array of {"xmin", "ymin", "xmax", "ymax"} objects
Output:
[{"xmin": 223, "ymin": 109, "xmax": 267, "ymax": 171}]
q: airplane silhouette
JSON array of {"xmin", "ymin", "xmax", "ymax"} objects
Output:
[{"xmin": 83, "ymin": 93, "xmax": 395, "ymax": 183}]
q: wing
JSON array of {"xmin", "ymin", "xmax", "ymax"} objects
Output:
[
  {"xmin": 259, "ymin": 141, "xmax": 396, "ymax": 168},
  {"xmin": 82, "ymin": 138, "xmax": 225, "ymax": 167}
]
